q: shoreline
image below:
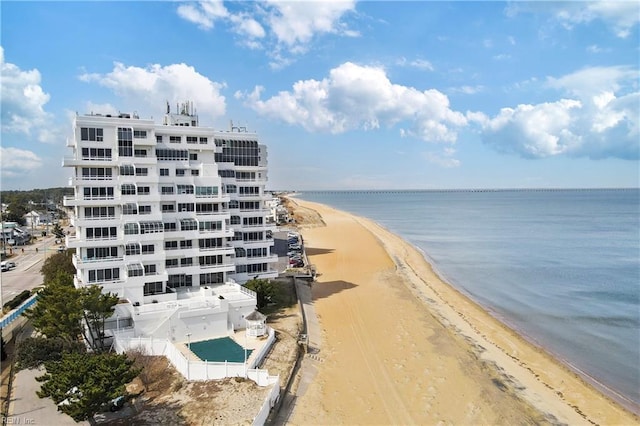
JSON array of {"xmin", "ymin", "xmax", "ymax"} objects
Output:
[
  {"xmin": 409, "ymin": 244, "xmax": 640, "ymax": 415},
  {"xmin": 287, "ymin": 197, "xmax": 639, "ymax": 425}
]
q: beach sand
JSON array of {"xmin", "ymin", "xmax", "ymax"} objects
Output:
[{"xmin": 287, "ymin": 199, "xmax": 639, "ymax": 425}]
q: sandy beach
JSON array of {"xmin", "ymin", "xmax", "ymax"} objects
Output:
[{"xmin": 286, "ymin": 198, "xmax": 639, "ymax": 425}]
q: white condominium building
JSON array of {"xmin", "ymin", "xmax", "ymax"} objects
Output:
[{"xmin": 63, "ymin": 104, "xmax": 277, "ymax": 313}]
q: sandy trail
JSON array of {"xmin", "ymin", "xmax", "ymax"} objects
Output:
[{"xmin": 286, "ymin": 199, "xmax": 638, "ymax": 426}]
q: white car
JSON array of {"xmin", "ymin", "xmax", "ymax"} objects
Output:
[{"xmin": 0, "ymin": 261, "xmax": 16, "ymax": 271}]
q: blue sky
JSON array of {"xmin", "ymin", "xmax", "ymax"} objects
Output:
[{"xmin": 1, "ymin": 1, "xmax": 638, "ymax": 190}]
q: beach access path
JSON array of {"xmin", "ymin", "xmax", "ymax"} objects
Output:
[{"xmin": 285, "ymin": 198, "xmax": 638, "ymax": 425}]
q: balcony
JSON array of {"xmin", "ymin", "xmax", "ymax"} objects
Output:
[
  {"xmin": 64, "ymin": 195, "xmax": 120, "ymax": 207},
  {"xmin": 63, "ymin": 156, "xmax": 114, "ymax": 167}
]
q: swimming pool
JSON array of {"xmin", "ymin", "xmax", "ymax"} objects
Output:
[{"xmin": 189, "ymin": 337, "xmax": 252, "ymax": 363}]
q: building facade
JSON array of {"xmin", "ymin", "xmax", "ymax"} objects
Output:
[{"xmin": 63, "ymin": 105, "xmax": 277, "ymax": 314}]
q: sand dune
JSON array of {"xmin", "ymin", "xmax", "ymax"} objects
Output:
[{"xmin": 287, "ymin": 199, "xmax": 638, "ymax": 425}]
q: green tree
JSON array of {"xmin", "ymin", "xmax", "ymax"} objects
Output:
[
  {"xmin": 41, "ymin": 250, "xmax": 75, "ymax": 284},
  {"xmin": 80, "ymin": 286, "xmax": 118, "ymax": 352},
  {"xmin": 4, "ymin": 203, "xmax": 28, "ymax": 226},
  {"xmin": 37, "ymin": 352, "xmax": 140, "ymax": 424},
  {"xmin": 24, "ymin": 272, "xmax": 83, "ymax": 342},
  {"xmin": 16, "ymin": 336, "xmax": 85, "ymax": 370},
  {"xmin": 243, "ymin": 278, "xmax": 275, "ymax": 309},
  {"xmin": 52, "ymin": 223, "xmax": 66, "ymax": 239}
]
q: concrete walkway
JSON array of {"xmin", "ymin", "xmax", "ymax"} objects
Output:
[{"xmin": 270, "ymin": 279, "xmax": 322, "ymax": 425}]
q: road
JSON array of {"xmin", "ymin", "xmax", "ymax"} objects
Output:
[{"xmin": 1, "ymin": 233, "xmax": 62, "ymax": 305}]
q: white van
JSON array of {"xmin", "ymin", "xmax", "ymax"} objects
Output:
[{"xmin": 0, "ymin": 261, "xmax": 16, "ymax": 271}]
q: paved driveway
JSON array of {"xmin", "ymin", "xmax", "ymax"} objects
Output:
[{"xmin": 9, "ymin": 367, "xmax": 88, "ymax": 425}]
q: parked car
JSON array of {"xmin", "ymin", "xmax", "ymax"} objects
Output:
[{"xmin": 0, "ymin": 261, "xmax": 16, "ymax": 271}]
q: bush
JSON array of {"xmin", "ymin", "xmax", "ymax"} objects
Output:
[{"xmin": 3, "ymin": 290, "xmax": 32, "ymax": 310}]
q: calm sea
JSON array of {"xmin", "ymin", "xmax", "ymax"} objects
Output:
[{"xmin": 296, "ymin": 189, "xmax": 640, "ymax": 409}]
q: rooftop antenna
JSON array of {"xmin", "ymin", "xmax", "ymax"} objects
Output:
[{"xmin": 166, "ymin": 101, "xmax": 170, "ymax": 114}]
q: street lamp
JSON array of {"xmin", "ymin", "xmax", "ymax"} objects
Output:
[{"xmin": 186, "ymin": 332, "xmax": 192, "ymax": 350}]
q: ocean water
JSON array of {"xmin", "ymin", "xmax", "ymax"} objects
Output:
[{"xmin": 296, "ymin": 189, "xmax": 640, "ymax": 409}]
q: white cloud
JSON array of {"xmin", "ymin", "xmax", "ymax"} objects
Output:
[
  {"xmin": 177, "ymin": 0, "xmax": 356, "ymax": 66},
  {"xmin": 79, "ymin": 62, "xmax": 226, "ymax": 123},
  {"xmin": 507, "ymin": 35, "xmax": 516, "ymax": 45},
  {"xmin": 423, "ymin": 147, "xmax": 461, "ymax": 168},
  {"xmin": 265, "ymin": 0, "xmax": 357, "ymax": 48},
  {"xmin": 396, "ymin": 57, "xmax": 434, "ymax": 71},
  {"xmin": 176, "ymin": 0, "xmax": 229, "ymax": 30},
  {"xmin": 546, "ymin": 65, "xmax": 637, "ymax": 99},
  {"xmin": 508, "ymin": 1, "xmax": 639, "ymax": 38},
  {"xmin": 493, "ymin": 53, "xmax": 511, "ymax": 61},
  {"xmin": 239, "ymin": 62, "xmax": 467, "ymax": 143},
  {"xmin": 449, "ymin": 85, "xmax": 484, "ymax": 95},
  {"xmin": 481, "ymin": 66, "xmax": 639, "ymax": 160},
  {"xmin": 0, "ymin": 46, "xmax": 59, "ymax": 144},
  {"xmin": 0, "ymin": 147, "xmax": 43, "ymax": 178}
]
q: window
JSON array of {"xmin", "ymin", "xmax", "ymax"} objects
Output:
[
  {"xmin": 218, "ymin": 169, "xmax": 235, "ymax": 178},
  {"xmin": 133, "ymin": 130, "xmax": 147, "ymax": 138},
  {"xmin": 80, "ymin": 127, "xmax": 104, "ymax": 142},
  {"xmin": 162, "ymin": 203, "xmax": 175, "ymax": 213},
  {"xmin": 240, "ymin": 201, "xmax": 261, "ymax": 210},
  {"xmin": 165, "ymin": 258, "xmax": 179, "ymax": 268},
  {"xmin": 140, "ymin": 221, "xmax": 164, "ymax": 234},
  {"xmin": 230, "ymin": 215, "xmax": 241, "ymax": 225},
  {"xmin": 189, "ymin": 153, "xmax": 198, "ymax": 161},
  {"xmin": 243, "ymin": 232, "xmax": 264, "ymax": 241},
  {"xmin": 199, "ymin": 255, "xmax": 223, "ymax": 266},
  {"xmin": 196, "ymin": 203, "xmax": 218, "ymax": 214},
  {"xmin": 180, "ymin": 258, "xmax": 193, "ymax": 267},
  {"xmin": 156, "ymin": 148, "xmax": 188, "ymax": 161},
  {"xmin": 200, "ymin": 272, "xmax": 223, "ymax": 285},
  {"xmin": 176, "ymin": 169, "xmax": 186, "ymax": 176},
  {"xmin": 144, "ymin": 264, "xmax": 157, "ymax": 275},
  {"xmin": 199, "ymin": 137, "xmax": 208, "ymax": 144},
  {"xmin": 196, "ymin": 186, "xmax": 218, "ymax": 197},
  {"xmin": 121, "ymin": 184, "xmax": 136, "ymax": 195},
  {"xmin": 122, "ymin": 203, "xmax": 137, "ymax": 215},
  {"xmin": 160, "ymin": 168, "xmax": 169, "ymax": 176},
  {"xmin": 120, "ymin": 165, "xmax": 134, "ymax": 176},
  {"xmin": 235, "ymin": 247, "xmax": 246, "ymax": 257},
  {"xmin": 81, "ymin": 167, "xmax": 112, "ymax": 180},
  {"xmin": 81, "ymin": 148, "xmax": 111, "ymax": 160},
  {"xmin": 165, "ymin": 241, "xmax": 178, "ymax": 250},
  {"xmin": 161, "ymin": 186, "xmax": 174, "ymax": 195},
  {"xmin": 199, "ymin": 221, "xmax": 222, "ymax": 232},
  {"xmin": 225, "ymin": 184, "xmax": 237, "ymax": 194},
  {"xmin": 186, "ymin": 136, "xmax": 198, "ymax": 144},
  {"xmin": 144, "ymin": 281, "xmax": 163, "ymax": 296},
  {"xmin": 180, "ymin": 240, "xmax": 193, "ymax": 249},
  {"xmin": 247, "ymin": 248, "xmax": 267, "ymax": 258},
  {"xmin": 167, "ymin": 274, "xmax": 192, "ymax": 288},
  {"xmin": 135, "ymin": 167, "xmax": 148, "ymax": 176},
  {"xmin": 84, "ymin": 206, "xmax": 115, "ymax": 219},
  {"xmin": 118, "ymin": 127, "xmax": 133, "ymax": 157},
  {"xmin": 126, "ymin": 264, "xmax": 144, "ymax": 277},
  {"xmin": 141, "ymin": 244, "xmax": 154, "ymax": 254},
  {"xmin": 169, "ymin": 136, "xmax": 182, "ymax": 143},
  {"xmin": 156, "ymin": 135, "xmax": 162, "ymax": 143},
  {"xmin": 134, "ymin": 149, "xmax": 147, "ymax": 158},
  {"xmin": 178, "ymin": 203, "xmax": 194, "ymax": 212},
  {"xmin": 180, "ymin": 219, "xmax": 198, "ymax": 231},
  {"xmin": 125, "ymin": 243, "xmax": 141, "ymax": 256},
  {"xmin": 191, "ymin": 170, "xmax": 199, "ymax": 176},
  {"xmin": 86, "ymin": 247, "xmax": 118, "ymax": 260},
  {"xmin": 86, "ymin": 227, "xmax": 117, "ymax": 239},
  {"xmin": 88, "ymin": 268, "xmax": 120, "ymax": 283},
  {"xmin": 83, "ymin": 187, "xmax": 114, "ymax": 200},
  {"xmin": 139, "ymin": 205, "xmax": 152, "ymax": 215},
  {"xmin": 240, "ymin": 186, "xmax": 260, "ymax": 196},
  {"xmin": 124, "ymin": 223, "xmax": 139, "ymax": 235},
  {"xmin": 164, "ymin": 222, "xmax": 177, "ymax": 232},
  {"xmin": 137, "ymin": 186, "xmax": 150, "ymax": 195},
  {"xmin": 198, "ymin": 238, "xmax": 223, "ymax": 249},
  {"xmin": 243, "ymin": 217, "xmax": 263, "ymax": 226},
  {"xmin": 177, "ymin": 185, "xmax": 194, "ymax": 194}
]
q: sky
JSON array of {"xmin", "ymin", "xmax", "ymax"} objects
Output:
[{"xmin": 1, "ymin": 1, "xmax": 639, "ymax": 191}]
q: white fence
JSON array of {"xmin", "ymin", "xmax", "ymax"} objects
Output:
[{"xmin": 113, "ymin": 333, "xmax": 278, "ymax": 387}]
